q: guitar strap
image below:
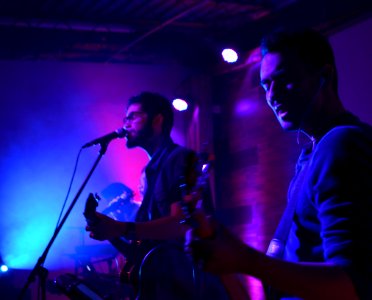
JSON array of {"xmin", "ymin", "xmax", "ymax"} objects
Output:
[
  {"xmin": 265, "ymin": 147, "xmax": 311, "ymax": 299},
  {"xmin": 266, "ymin": 183, "xmax": 298, "ymax": 259}
]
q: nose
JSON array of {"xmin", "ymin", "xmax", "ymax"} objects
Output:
[
  {"xmin": 266, "ymin": 80, "xmax": 284, "ymax": 108},
  {"xmin": 266, "ymin": 81, "xmax": 276, "ymax": 107},
  {"xmin": 123, "ymin": 119, "xmax": 131, "ymax": 130}
]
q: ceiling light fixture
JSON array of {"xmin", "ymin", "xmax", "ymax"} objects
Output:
[
  {"xmin": 221, "ymin": 48, "xmax": 238, "ymax": 63},
  {"xmin": 172, "ymin": 98, "xmax": 188, "ymax": 111}
]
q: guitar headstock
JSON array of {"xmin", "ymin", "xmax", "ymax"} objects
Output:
[
  {"xmin": 83, "ymin": 193, "xmax": 100, "ymax": 226},
  {"xmin": 183, "ymin": 151, "xmax": 214, "ymax": 192},
  {"xmin": 179, "ymin": 151, "xmax": 214, "ymax": 230},
  {"xmin": 196, "ymin": 151, "xmax": 214, "ymax": 190}
]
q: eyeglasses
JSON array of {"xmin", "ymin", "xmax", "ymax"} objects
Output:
[{"xmin": 123, "ymin": 111, "xmax": 146, "ymax": 124}]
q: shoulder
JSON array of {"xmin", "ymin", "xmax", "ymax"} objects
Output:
[
  {"xmin": 316, "ymin": 123, "xmax": 372, "ymax": 156},
  {"xmin": 168, "ymin": 143, "xmax": 195, "ymax": 159},
  {"xmin": 322, "ymin": 124, "xmax": 372, "ymax": 143},
  {"xmin": 309, "ymin": 123, "xmax": 372, "ymax": 179},
  {"xmin": 158, "ymin": 143, "xmax": 195, "ymax": 170}
]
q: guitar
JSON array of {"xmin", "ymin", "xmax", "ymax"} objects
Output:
[
  {"xmin": 83, "ymin": 193, "xmax": 146, "ymax": 291},
  {"xmin": 84, "ymin": 192, "xmax": 199, "ymax": 299},
  {"xmin": 180, "ymin": 153, "xmax": 251, "ymax": 300}
]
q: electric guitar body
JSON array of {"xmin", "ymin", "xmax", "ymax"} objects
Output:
[
  {"xmin": 84, "ymin": 193, "xmax": 145, "ymax": 291},
  {"xmin": 84, "ymin": 193, "xmax": 195, "ymax": 300}
]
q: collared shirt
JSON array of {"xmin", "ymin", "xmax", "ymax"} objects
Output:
[
  {"xmin": 282, "ymin": 113, "xmax": 372, "ymax": 299},
  {"xmin": 135, "ymin": 137, "xmax": 195, "ymax": 222}
]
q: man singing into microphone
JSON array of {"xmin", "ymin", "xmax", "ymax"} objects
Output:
[{"xmin": 86, "ymin": 92, "xmax": 228, "ymax": 300}]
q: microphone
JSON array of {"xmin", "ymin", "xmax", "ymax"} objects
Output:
[{"xmin": 82, "ymin": 128, "xmax": 127, "ymax": 149}]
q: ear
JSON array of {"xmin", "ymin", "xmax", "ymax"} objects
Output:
[
  {"xmin": 152, "ymin": 113, "xmax": 164, "ymax": 134},
  {"xmin": 320, "ymin": 64, "xmax": 334, "ymax": 87},
  {"xmin": 320, "ymin": 76, "xmax": 326, "ymax": 88}
]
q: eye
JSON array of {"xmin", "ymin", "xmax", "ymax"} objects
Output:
[
  {"xmin": 123, "ymin": 113, "xmax": 135, "ymax": 123},
  {"xmin": 286, "ymin": 82, "xmax": 294, "ymax": 90},
  {"xmin": 260, "ymin": 81, "xmax": 270, "ymax": 92}
]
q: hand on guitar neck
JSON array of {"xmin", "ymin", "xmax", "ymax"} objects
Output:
[
  {"xmin": 181, "ymin": 154, "xmax": 249, "ymax": 273},
  {"xmin": 84, "ymin": 193, "xmax": 143, "ymax": 287},
  {"xmin": 84, "ymin": 193, "xmax": 129, "ymax": 241},
  {"xmin": 185, "ymin": 220, "xmax": 250, "ymax": 274},
  {"xmin": 182, "ymin": 197, "xmax": 252, "ymax": 300},
  {"xmin": 180, "ymin": 156, "xmax": 251, "ymax": 300}
]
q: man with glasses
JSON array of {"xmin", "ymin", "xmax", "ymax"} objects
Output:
[{"xmin": 86, "ymin": 92, "xmax": 228, "ymax": 300}]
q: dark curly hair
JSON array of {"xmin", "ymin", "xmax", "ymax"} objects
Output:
[{"xmin": 128, "ymin": 91, "xmax": 174, "ymax": 136}]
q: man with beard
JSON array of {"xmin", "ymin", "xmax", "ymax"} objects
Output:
[
  {"xmin": 187, "ymin": 29, "xmax": 372, "ymax": 300},
  {"xmin": 86, "ymin": 92, "xmax": 228, "ymax": 300}
]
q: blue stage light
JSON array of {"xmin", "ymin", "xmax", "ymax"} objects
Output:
[{"xmin": 1, "ymin": 264, "xmax": 8, "ymax": 272}]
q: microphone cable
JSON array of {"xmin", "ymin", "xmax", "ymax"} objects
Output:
[{"xmin": 54, "ymin": 147, "xmax": 83, "ymax": 230}]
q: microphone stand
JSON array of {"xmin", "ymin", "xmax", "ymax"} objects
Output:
[{"xmin": 18, "ymin": 142, "xmax": 110, "ymax": 300}]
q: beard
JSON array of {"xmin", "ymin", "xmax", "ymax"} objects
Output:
[
  {"xmin": 126, "ymin": 123, "xmax": 154, "ymax": 149},
  {"xmin": 275, "ymin": 90, "xmax": 315, "ymax": 132}
]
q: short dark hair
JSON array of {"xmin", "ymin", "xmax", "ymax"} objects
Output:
[
  {"xmin": 128, "ymin": 91, "xmax": 174, "ymax": 135},
  {"xmin": 260, "ymin": 29, "xmax": 338, "ymax": 91}
]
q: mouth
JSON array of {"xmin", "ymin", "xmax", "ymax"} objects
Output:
[
  {"xmin": 125, "ymin": 132, "xmax": 133, "ymax": 140},
  {"xmin": 274, "ymin": 105, "xmax": 288, "ymax": 118},
  {"xmin": 277, "ymin": 110, "xmax": 288, "ymax": 119}
]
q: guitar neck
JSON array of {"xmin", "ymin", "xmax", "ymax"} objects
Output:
[{"xmin": 109, "ymin": 237, "xmax": 133, "ymax": 254}]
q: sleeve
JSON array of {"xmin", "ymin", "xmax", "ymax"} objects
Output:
[{"xmin": 309, "ymin": 126, "xmax": 372, "ymax": 299}]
